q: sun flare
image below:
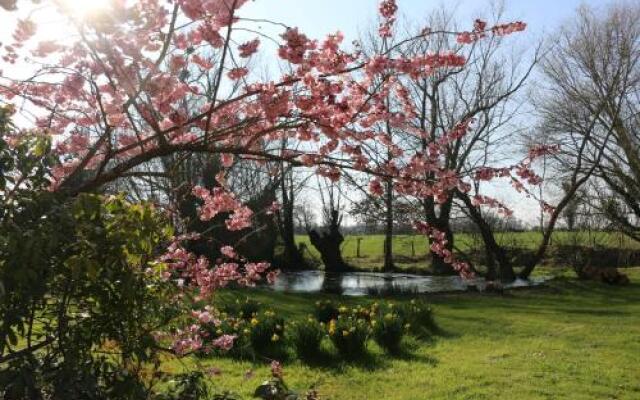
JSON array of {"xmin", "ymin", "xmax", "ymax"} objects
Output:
[{"xmin": 58, "ymin": 0, "xmax": 112, "ymax": 20}]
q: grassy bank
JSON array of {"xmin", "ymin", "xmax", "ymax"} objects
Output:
[{"xmin": 165, "ymin": 268, "xmax": 640, "ymax": 399}]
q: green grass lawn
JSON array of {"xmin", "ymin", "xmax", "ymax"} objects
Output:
[{"xmin": 165, "ymin": 267, "xmax": 640, "ymax": 399}]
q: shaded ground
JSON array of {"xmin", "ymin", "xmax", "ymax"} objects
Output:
[{"xmin": 165, "ymin": 267, "xmax": 640, "ymax": 399}]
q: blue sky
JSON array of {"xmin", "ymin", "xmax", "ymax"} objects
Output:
[{"xmin": 241, "ymin": 0, "xmax": 608, "ymax": 43}]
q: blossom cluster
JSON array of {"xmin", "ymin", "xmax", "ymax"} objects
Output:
[
  {"xmin": 457, "ymin": 20, "xmax": 527, "ymax": 44},
  {"xmin": 192, "ymin": 185, "xmax": 253, "ymax": 231},
  {"xmin": 378, "ymin": 0, "xmax": 398, "ymax": 37}
]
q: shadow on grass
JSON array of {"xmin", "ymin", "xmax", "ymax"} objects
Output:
[
  {"xmin": 294, "ymin": 335, "xmax": 442, "ymax": 372},
  {"xmin": 297, "ymin": 346, "xmax": 391, "ymax": 373},
  {"xmin": 391, "ymin": 340, "xmax": 439, "ymax": 366}
]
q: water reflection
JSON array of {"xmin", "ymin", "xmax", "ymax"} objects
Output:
[{"xmin": 267, "ymin": 270, "xmax": 547, "ymax": 296}]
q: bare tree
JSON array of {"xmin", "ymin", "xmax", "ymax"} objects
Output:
[
  {"xmin": 567, "ymin": 3, "xmax": 640, "ymax": 242},
  {"xmin": 518, "ymin": 3, "xmax": 640, "ymax": 277}
]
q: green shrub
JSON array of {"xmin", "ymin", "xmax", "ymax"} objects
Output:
[
  {"xmin": 328, "ymin": 316, "xmax": 370, "ymax": 359},
  {"xmin": 290, "ymin": 316, "xmax": 325, "ymax": 359},
  {"xmin": 250, "ymin": 310, "xmax": 286, "ymax": 358},
  {"xmin": 314, "ymin": 300, "xmax": 339, "ymax": 323},
  {"xmin": 0, "ymin": 192, "xmax": 180, "ymax": 398}
]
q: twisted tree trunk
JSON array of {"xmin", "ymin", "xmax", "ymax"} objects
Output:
[{"xmin": 307, "ymin": 209, "xmax": 351, "ymax": 272}]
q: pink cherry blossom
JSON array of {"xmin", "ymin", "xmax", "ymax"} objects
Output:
[
  {"xmin": 238, "ymin": 39, "xmax": 260, "ymax": 57},
  {"xmin": 220, "ymin": 245, "xmax": 237, "ymax": 259},
  {"xmin": 0, "ymin": 0, "xmax": 533, "ymax": 355},
  {"xmin": 228, "ymin": 67, "xmax": 248, "ymax": 80},
  {"xmin": 212, "ymin": 334, "xmax": 236, "ymax": 352}
]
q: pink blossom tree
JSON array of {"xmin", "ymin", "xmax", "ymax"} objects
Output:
[{"xmin": 0, "ymin": 0, "xmax": 543, "ymax": 354}]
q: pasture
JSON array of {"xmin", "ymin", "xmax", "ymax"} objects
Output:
[{"xmin": 295, "ymin": 231, "xmax": 640, "ymax": 271}]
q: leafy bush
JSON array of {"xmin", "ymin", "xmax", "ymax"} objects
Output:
[
  {"xmin": 0, "ymin": 192, "xmax": 180, "ymax": 399},
  {"xmin": 328, "ymin": 315, "xmax": 370, "ymax": 359},
  {"xmin": 314, "ymin": 300, "xmax": 339, "ymax": 323},
  {"xmin": 250, "ymin": 311, "xmax": 286, "ymax": 358},
  {"xmin": 290, "ymin": 317, "xmax": 325, "ymax": 359}
]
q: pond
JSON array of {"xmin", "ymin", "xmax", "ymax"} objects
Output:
[{"xmin": 266, "ymin": 270, "xmax": 548, "ymax": 296}]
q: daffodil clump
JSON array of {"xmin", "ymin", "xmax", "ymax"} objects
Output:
[
  {"xmin": 195, "ymin": 298, "xmax": 434, "ymax": 362},
  {"xmin": 249, "ymin": 310, "xmax": 286, "ymax": 358},
  {"xmin": 290, "ymin": 316, "xmax": 325, "ymax": 359},
  {"xmin": 314, "ymin": 300, "xmax": 340, "ymax": 323},
  {"xmin": 371, "ymin": 304, "xmax": 407, "ymax": 354},
  {"xmin": 328, "ymin": 315, "xmax": 370, "ymax": 359},
  {"xmin": 396, "ymin": 299, "xmax": 437, "ymax": 338},
  {"xmin": 223, "ymin": 297, "xmax": 261, "ymax": 321}
]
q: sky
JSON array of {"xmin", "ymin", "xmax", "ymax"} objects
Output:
[
  {"xmin": 241, "ymin": 0, "xmax": 603, "ymax": 42},
  {"xmin": 0, "ymin": 0, "xmax": 614, "ymax": 225}
]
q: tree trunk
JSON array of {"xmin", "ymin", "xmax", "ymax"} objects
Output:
[
  {"xmin": 277, "ymin": 176, "xmax": 308, "ymax": 270},
  {"xmin": 428, "ymin": 223, "xmax": 456, "ymax": 275},
  {"xmin": 307, "ymin": 209, "xmax": 350, "ymax": 272},
  {"xmin": 457, "ymin": 191, "xmax": 516, "ymax": 282},
  {"xmin": 423, "ymin": 198, "xmax": 456, "ymax": 275},
  {"xmin": 383, "ymin": 178, "xmax": 395, "ymax": 272}
]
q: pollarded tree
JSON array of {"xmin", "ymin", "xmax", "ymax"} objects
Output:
[{"xmin": 308, "ymin": 179, "xmax": 352, "ymax": 272}]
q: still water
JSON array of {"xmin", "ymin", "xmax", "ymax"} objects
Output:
[{"xmin": 267, "ymin": 270, "xmax": 547, "ymax": 296}]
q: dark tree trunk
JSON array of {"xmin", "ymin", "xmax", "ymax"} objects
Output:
[
  {"xmin": 383, "ymin": 178, "xmax": 395, "ymax": 272},
  {"xmin": 423, "ymin": 197, "xmax": 456, "ymax": 275},
  {"xmin": 277, "ymin": 175, "xmax": 308, "ymax": 270},
  {"xmin": 307, "ymin": 209, "xmax": 350, "ymax": 272},
  {"xmin": 484, "ymin": 246, "xmax": 498, "ymax": 281},
  {"xmin": 457, "ymin": 191, "xmax": 516, "ymax": 282},
  {"xmin": 428, "ymin": 223, "xmax": 456, "ymax": 275}
]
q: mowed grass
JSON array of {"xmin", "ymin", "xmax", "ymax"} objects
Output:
[
  {"xmin": 164, "ymin": 267, "xmax": 640, "ymax": 399},
  {"xmin": 295, "ymin": 231, "xmax": 640, "ymax": 271}
]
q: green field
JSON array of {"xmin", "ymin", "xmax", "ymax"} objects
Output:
[
  {"xmin": 295, "ymin": 231, "xmax": 640, "ymax": 271},
  {"xmin": 165, "ymin": 267, "xmax": 640, "ymax": 399}
]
